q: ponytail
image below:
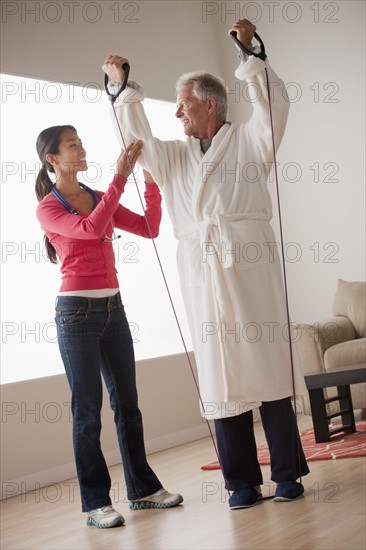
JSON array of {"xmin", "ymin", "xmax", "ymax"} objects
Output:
[
  {"xmin": 35, "ymin": 163, "xmax": 53, "ymax": 201},
  {"xmin": 35, "ymin": 125, "xmax": 76, "ymax": 264},
  {"xmin": 35, "ymin": 163, "xmax": 58, "ymax": 263}
]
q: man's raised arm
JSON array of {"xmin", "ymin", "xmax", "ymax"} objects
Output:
[{"xmin": 102, "ymin": 55, "xmax": 180, "ymax": 187}]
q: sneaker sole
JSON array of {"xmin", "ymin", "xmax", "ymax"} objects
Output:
[
  {"xmin": 86, "ymin": 516, "xmax": 125, "ymax": 528},
  {"xmin": 129, "ymin": 496, "xmax": 183, "ymax": 510},
  {"xmin": 273, "ymin": 494, "xmax": 304, "ymax": 502},
  {"xmin": 230, "ymin": 501, "xmax": 259, "ymax": 509}
]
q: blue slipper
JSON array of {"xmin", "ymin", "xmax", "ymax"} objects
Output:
[
  {"xmin": 229, "ymin": 487, "xmax": 262, "ymax": 509},
  {"xmin": 274, "ymin": 481, "xmax": 304, "ymax": 502}
]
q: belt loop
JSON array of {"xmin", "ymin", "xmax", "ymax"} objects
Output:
[
  {"xmin": 87, "ymin": 298, "xmax": 91, "ymax": 313},
  {"xmin": 111, "ymin": 291, "xmax": 121, "ymax": 311}
]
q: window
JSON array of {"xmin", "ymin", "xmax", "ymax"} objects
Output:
[{"xmin": 1, "ymin": 74, "xmax": 192, "ymax": 384}]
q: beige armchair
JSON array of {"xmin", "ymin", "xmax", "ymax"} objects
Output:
[{"xmin": 294, "ymin": 279, "xmax": 366, "ymax": 415}]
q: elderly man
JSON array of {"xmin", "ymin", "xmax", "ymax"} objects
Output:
[{"xmin": 103, "ymin": 19, "xmax": 309, "ymax": 509}]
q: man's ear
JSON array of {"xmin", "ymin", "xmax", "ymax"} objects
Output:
[{"xmin": 207, "ymin": 96, "xmax": 217, "ymax": 115}]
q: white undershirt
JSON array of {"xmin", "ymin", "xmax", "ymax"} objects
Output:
[{"xmin": 58, "ymin": 288, "xmax": 119, "ymax": 298}]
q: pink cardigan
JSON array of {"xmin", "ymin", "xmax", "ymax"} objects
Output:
[{"xmin": 36, "ymin": 175, "xmax": 162, "ymax": 291}]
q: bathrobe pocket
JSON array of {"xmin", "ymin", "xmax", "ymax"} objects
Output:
[
  {"xmin": 231, "ymin": 219, "xmax": 274, "ymax": 272},
  {"xmin": 181, "ymin": 237, "xmax": 205, "ymax": 287}
]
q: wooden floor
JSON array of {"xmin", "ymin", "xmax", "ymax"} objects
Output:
[{"xmin": 1, "ymin": 415, "xmax": 365, "ymax": 550}]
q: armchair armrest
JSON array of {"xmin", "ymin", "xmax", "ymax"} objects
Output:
[{"xmin": 293, "ymin": 316, "xmax": 356, "ymax": 376}]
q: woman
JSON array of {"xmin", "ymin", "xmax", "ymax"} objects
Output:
[{"xmin": 35, "ymin": 125, "xmax": 183, "ymax": 528}]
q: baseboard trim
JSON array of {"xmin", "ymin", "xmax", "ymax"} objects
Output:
[{"xmin": 1, "ymin": 424, "xmax": 211, "ymax": 501}]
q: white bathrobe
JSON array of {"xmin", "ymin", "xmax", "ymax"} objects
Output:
[{"xmin": 110, "ymin": 54, "xmax": 305, "ymax": 419}]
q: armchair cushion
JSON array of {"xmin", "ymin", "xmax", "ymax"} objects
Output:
[
  {"xmin": 294, "ymin": 316, "xmax": 356, "ymax": 376},
  {"xmin": 332, "ymin": 279, "xmax": 366, "ymax": 338},
  {"xmin": 324, "ymin": 338, "xmax": 366, "ymax": 370}
]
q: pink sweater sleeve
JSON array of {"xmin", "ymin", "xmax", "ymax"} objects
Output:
[
  {"xmin": 36, "ymin": 175, "xmax": 127, "ymax": 239},
  {"xmin": 111, "ymin": 183, "xmax": 162, "ymax": 238}
]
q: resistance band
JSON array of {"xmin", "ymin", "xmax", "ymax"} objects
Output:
[
  {"xmin": 230, "ymin": 30, "xmax": 302, "ymax": 481},
  {"xmin": 104, "ymin": 60, "xmax": 221, "ymax": 468}
]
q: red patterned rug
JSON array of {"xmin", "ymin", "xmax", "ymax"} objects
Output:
[{"xmin": 201, "ymin": 421, "xmax": 366, "ymax": 470}]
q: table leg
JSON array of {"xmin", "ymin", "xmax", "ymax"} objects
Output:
[
  {"xmin": 337, "ymin": 384, "xmax": 356, "ymax": 434},
  {"xmin": 308, "ymin": 388, "xmax": 330, "ymax": 443}
]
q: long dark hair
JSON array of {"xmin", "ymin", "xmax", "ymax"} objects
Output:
[{"xmin": 35, "ymin": 125, "xmax": 76, "ymax": 263}]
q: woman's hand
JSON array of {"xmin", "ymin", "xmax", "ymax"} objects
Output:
[
  {"xmin": 116, "ymin": 140, "xmax": 143, "ymax": 178},
  {"xmin": 143, "ymin": 169, "xmax": 156, "ymax": 184}
]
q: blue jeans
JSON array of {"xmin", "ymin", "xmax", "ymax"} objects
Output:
[{"xmin": 55, "ymin": 292, "xmax": 162, "ymax": 512}]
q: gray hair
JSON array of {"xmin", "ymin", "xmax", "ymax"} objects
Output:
[{"xmin": 176, "ymin": 71, "xmax": 228, "ymax": 123}]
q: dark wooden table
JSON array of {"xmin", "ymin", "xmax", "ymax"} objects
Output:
[{"xmin": 304, "ymin": 364, "xmax": 366, "ymax": 443}]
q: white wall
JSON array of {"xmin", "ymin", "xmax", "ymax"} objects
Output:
[
  {"xmin": 1, "ymin": 0, "xmax": 365, "ymax": 496},
  {"xmin": 0, "ymin": 0, "xmax": 222, "ymax": 99},
  {"xmin": 2, "ymin": 0, "xmax": 364, "ymax": 317},
  {"xmin": 211, "ymin": 0, "xmax": 366, "ymax": 322}
]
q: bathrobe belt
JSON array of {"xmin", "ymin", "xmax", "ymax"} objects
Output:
[{"xmin": 177, "ymin": 212, "xmax": 268, "ymax": 269}]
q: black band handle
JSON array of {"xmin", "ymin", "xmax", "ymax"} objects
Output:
[
  {"xmin": 230, "ymin": 31, "xmax": 267, "ymax": 61},
  {"xmin": 104, "ymin": 62, "xmax": 130, "ymax": 103}
]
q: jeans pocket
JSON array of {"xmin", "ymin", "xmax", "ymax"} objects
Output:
[{"xmin": 57, "ymin": 308, "xmax": 88, "ymax": 327}]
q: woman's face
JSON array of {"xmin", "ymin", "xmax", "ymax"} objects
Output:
[{"xmin": 47, "ymin": 129, "xmax": 87, "ymax": 175}]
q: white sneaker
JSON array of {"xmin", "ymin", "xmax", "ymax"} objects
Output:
[
  {"xmin": 86, "ymin": 505, "xmax": 125, "ymax": 528},
  {"xmin": 129, "ymin": 488, "xmax": 184, "ymax": 510}
]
